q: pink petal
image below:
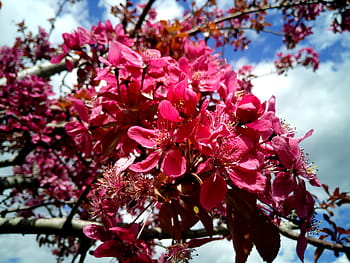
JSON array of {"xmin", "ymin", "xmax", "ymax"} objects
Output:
[
  {"xmin": 72, "ymin": 98, "xmax": 89, "ymax": 123},
  {"xmin": 50, "ymin": 53, "xmax": 66, "ymax": 64},
  {"xmin": 228, "ymin": 169, "xmax": 266, "ymax": 193},
  {"xmin": 83, "ymin": 224, "xmax": 112, "ymax": 241},
  {"xmin": 65, "ymin": 58, "xmax": 75, "ymax": 72},
  {"xmin": 272, "ymin": 172, "xmax": 295, "ymax": 200},
  {"xmin": 159, "ymin": 100, "xmax": 184, "ymax": 122},
  {"xmin": 109, "ymin": 41, "xmax": 142, "ymax": 67},
  {"xmin": 200, "ymin": 173, "xmax": 227, "ymax": 211},
  {"xmin": 271, "ymin": 136, "xmax": 299, "ymax": 169},
  {"xmin": 129, "ymin": 151, "xmax": 161, "ymax": 172},
  {"xmin": 161, "ymin": 149, "xmax": 186, "ymax": 177},
  {"xmin": 128, "ymin": 126, "xmax": 158, "ymax": 148},
  {"xmin": 93, "ymin": 240, "xmax": 124, "ymax": 258}
]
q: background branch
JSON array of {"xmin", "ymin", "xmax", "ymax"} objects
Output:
[
  {"xmin": 187, "ymin": 0, "xmax": 322, "ymax": 36},
  {"xmin": 0, "ymin": 175, "xmax": 39, "ymax": 193},
  {"xmin": 1, "ymin": 217, "xmax": 349, "ymax": 255}
]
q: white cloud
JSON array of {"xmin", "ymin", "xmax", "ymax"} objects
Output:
[
  {"xmin": 152, "ymin": 0, "xmax": 184, "ymax": 21},
  {"xmin": 0, "ymin": 0, "xmax": 90, "ymax": 46},
  {"xmin": 0, "ymin": 235, "xmax": 110, "ymax": 263},
  {"xmin": 98, "ymin": 0, "xmax": 124, "ymax": 25},
  {"xmin": 307, "ymin": 12, "xmax": 350, "ymax": 51},
  {"xmin": 0, "ymin": 0, "xmax": 56, "ymax": 46},
  {"xmin": 251, "ymin": 52, "xmax": 350, "ymax": 194}
]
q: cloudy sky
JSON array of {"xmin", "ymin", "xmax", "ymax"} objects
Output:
[{"xmin": 0, "ymin": 0, "xmax": 349, "ymax": 262}]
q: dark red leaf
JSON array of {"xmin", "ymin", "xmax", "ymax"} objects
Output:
[
  {"xmin": 226, "ymin": 188, "xmax": 256, "ymax": 263},
  {"xmin": 93, "ymin": 240, "xmax": 125, "ymax": 258},
  {"xmin": 314, "ymin": 246, "xmax": 324, "ymax": 263},
  {"xmin": 251, "ymin": 212, "xmax": 280, "ymax": 263},
  {"xmin": 159, "ymin": 200, "xmax": 198, "ymax": 241},
  {"xmin": 296, "ymin": 234, "xmax": 308, "ymax": 262},
  {"xmin": 159, "ymin": 201, "xmax": 182, "ymax": 240}
]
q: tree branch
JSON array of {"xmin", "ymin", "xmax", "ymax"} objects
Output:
[
  {"xmin": 130, "ymin": 0, "xmax": 157, "ymax": 38},
  {"xmin": 186, "ymin": 0, "xmax": 323, "ymax": 36},
  {"xmin": 0, "ymin": 175, "xmax": 39, "ymax": 193},
  {"xmin": 279, "ymin": 224, "xmax": 350, "ymax": 254},
  {"xmin": 0, "ymin": 57, "xmax": 78, "ymax": 86},
  {"xmin": 1, "ymin": 217, "xmax": 349, "ymax": 255}
]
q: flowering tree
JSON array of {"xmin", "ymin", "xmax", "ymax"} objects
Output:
[{"xmin": 0, "ymin": 0, "xmax": 350, "ymax": 262}]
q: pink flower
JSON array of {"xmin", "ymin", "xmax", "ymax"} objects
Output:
[
  {"xmin": 236, "ymin": 94, "xmax": 266, "ymax": 123},
  {"xmin": 158, "ymin": 79, "xmax": 198, "ymax": 122},
  {"xmin": 128, "ymin": 120, "xmax": 187, "ymax": 177},
  {"xmin": 83, "ymin": 223, "xmax": 153, "ymax": 262},
  {"xmin": 100, "ymin": 40, "xmax": 143, "ymax": 69}
]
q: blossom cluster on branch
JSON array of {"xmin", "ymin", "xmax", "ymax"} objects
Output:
[
  {"xmin": 1, "ymin": 0, "xmax": 350, "ymax": 262},
  {"xmin": 51, "ymin": 22, "xmax": 322, "ymax": 262}
]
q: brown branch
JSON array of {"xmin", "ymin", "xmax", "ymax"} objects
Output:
[
  {"xmin": 1, "ymin": 216, "xmax": 349, "ymax": 255},
  {"xmin": 48, "ymin": 0, "xmax": 71, "ymax": 36},
  {"xmin": 0, "ymin": 201, "xmax": 73, "ymax": 217},
  {"xmin": 63, "ymin": 176, "xmax": 98, "ymax": 229},
  {"xmin": 0, "ymin": 217, "xmax": 97, "ymax": 238},
  {"xmin": 130, "ymin": 0, "xmax": 157, "ymax": 38},
  {"xmin": 0, "ymin": 175, "xmax": 39, "ymax": 193},
  {"xmin": 0, "ymin": 57, "xmax": 78, "ymax": 86},
  {"xmin": 0, "ymin": 140, "xmax": 36, "ymax": 168},
  {"xmin": 186, "ymin": 0, "xmax": 324, "ymax": 36}
]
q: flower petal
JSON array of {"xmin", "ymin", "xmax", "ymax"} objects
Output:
[
  {"xmin": 128, "ymin": 126, "xmax": 158, "ymax": 148},
  {"xmin": 159, "ymin": 100, "xmax": 184, "ymax": 122},
  {"xmin": 161, "ymin": 149, "xmax": 186, "ymax": 177},
  {"xmin": 129, "ymin": 151, "xmax": 161, "ymax": 172},
  {"xmin": 200, "ymin": 173, "xmax": 227, "ymax": 211}
]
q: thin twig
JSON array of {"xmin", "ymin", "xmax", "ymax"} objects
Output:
[
  {"xmin": 130, "ymin": 0, "xmax": 157, "ymax": 38},
  {"xmin": 186, "ymin": 0, "xmax": 324, "ymax": 36}
]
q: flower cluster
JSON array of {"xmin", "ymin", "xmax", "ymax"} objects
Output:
[
  {"xmin": 60, "ymin": 29, "xmax": 322, "ymax": 262},
  {"xmin": 274, "ymin": 47, "xmax": 320, "ymax": 74},
  {"xmin": 0, "ymin": 27, "xmax": 97, "ymax": 217}
]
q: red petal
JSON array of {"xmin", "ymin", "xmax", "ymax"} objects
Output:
[
  {"xmin": 159, "ymin": 100, "xmax": 184, "ymax": 122},
  {"xmin": 161, "ymin": 149, "xmax": 186, "ymax": 177},
  {"xmin": 128, "ymin": 126, "xmax": 157, "ymax": 148},
  {"xmin": 93, "ymin": 240, "xmax": 124, "ymax": 258},
  {"xmin": 200, "ymin": 173, "xmax": 227, "ymax": 211},
  {"xmin": 130, "ymin": 151, "xmax": 161, "ymax": 172},
  {"xmin": 65, "ymin": 58, "xmax": 75, "ymax": 72},
  {"xmin": 83, "ymin": 224, "xmax": 111, "ymax": 241}
]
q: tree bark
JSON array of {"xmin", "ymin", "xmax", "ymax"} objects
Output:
[
  {"xmin": 1, "ymin": 216, "xmax": 349, "ymax": 255},
  {"xmin": 0, "ymin": 175, "xmax": 39, "ymax": 193},
  {"xmin": 0, "ymin": 57, "xmax": 78, "ymax": 86}
]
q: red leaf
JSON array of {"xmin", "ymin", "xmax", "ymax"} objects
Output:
[
  {"xmin": 251, "ymin": 212, "xmax": 280, "ymax": 263},
  {"xmin": 297, "ymin": 234, "xmax": 308, "ymax": 262},
  {"xmin": 159, "ymin": 202, "xmax": 181, "ymax": 240},
  {"xmin": 314, "ymin": 246, "xmax": 324, "ymax": 263},
  {"xmin": 200, "ymin": 173, "xmax": 227, "ymax": 211},
  {"xmin": 159, "ymin": 200, "xmax": 198, "ymax": 240},
  {"xmin": 226, "ymin": 188, "xmax": 256, "ymax": 263},
  {"xmin": 229, "ymin": 206, "xmax": 253, "ymax": 263}
]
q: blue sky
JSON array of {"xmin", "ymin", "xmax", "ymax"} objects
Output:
[{"xmin": 0, "ymin": 0, "xmax": 349, "ymax": 262}]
